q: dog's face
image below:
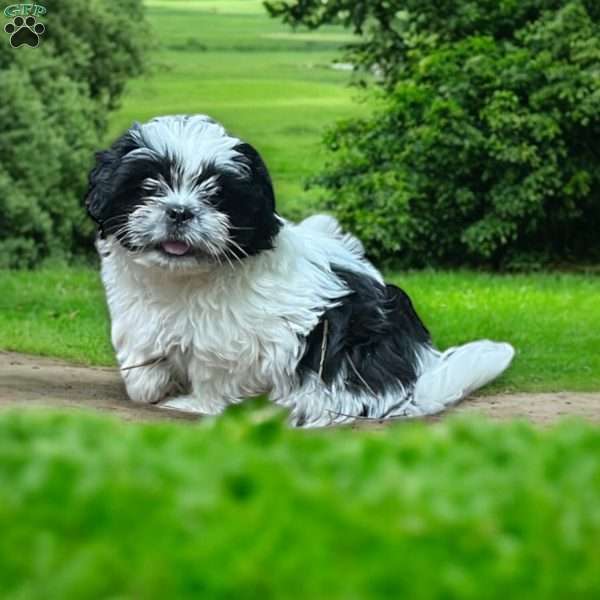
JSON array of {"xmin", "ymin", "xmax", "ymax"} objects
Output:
[{"xmin": 86, "ymin": 115, "xmax": 281, "ymax": 271}]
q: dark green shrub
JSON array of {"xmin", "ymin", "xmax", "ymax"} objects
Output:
[
  {"xmin": 268, "ymin": 1, "xmax": 600, "ymax": 268},
  {"xmin": 0, "ymin": 1, "xmax": 148, "ymax": 268}
]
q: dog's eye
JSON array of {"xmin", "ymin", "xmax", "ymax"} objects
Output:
[
  {"xmin": 194, "ymin": 174, "xmax": 222, "ymax": 201},
  {"xmin": 141, "ymin": 178, "xmax": 161, "ymax": 195}
]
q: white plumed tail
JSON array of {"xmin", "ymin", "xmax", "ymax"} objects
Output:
[{"xmin": 398, "ymin": 340, "xmax": 515, "ymax": 417}]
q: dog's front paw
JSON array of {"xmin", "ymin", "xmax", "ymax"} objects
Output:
[
  {"xmin": 159, "ymin": 395, "xmax": 227, "ymax": 415},
  {"xmin": 121, "ymin": 362, "xmax": 175, "ymax": 405}
]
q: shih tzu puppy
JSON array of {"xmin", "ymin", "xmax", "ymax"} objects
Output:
[{"xmin": 86, "ymin": 115, "xmax": 514, "ymax": 427}]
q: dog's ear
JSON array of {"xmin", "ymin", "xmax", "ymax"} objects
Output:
[
  {"xmin": 224, "ymin": 142, "xmax": 281, "ymax": 254},
  {"xmin": 85, "ymin": 149, "xmax": 118, "ymax": 229},
  {"xmin": 234, "ymin": 142, "xmax": 276, "ymax": 212},
  {"xmin": 85, "ymin": 126, "xmax": 141, "ymax": 231}
]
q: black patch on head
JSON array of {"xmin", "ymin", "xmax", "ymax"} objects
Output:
[
  {"xmin": 298, "ymin": 267, "xmax": 431, "ymax": 397},
  {"xmin": 85, "ymin": 124, "xmax": 176, "ymax": 246},
  {"xmin": 86, "ymin": 127, "xmax": 137, "ymax": 226},
  {"xmin": 210, "ymin": 142, "xmax": 281, "ymax": 257}
]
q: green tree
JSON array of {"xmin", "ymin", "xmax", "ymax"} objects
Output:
[
  {"xmin": 0, "ymin": 0, "xmax": 149, "ymax": 268},
  {"xmin": 267, "ymin": 0, "xmax": 600, "ymax": 268}
]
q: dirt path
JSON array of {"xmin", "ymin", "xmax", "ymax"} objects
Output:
[
  {"xmin": 0, "ymin": 351, "xmax": 196, "ymax": 423},
  {"xmin": 1, "ymin": 351, "xmax": 599, "ymax": 425}
]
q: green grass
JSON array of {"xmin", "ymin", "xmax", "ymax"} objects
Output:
[
  {"xmin": 107, "ymin": 0, "xmax": 364, "ymax": 218},
  {"xmin": 1, "ymin": 267, "xmax": 599, "ymax": 392},
  {"xmin": 1, "ymin": 408, "xmax": 600, "ymax": 598}
]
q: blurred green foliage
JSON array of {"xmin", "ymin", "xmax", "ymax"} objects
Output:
[
  {"xmin": 0, "ymin": 0, "xmax": 149, "ymax": 268},
  {"xmin": 267, "ymin": 1, "xmax": 600, "ymax": 268},
  {"xmin": 1, "ymin": 408, "xmax": 600, "ymax": 598}
]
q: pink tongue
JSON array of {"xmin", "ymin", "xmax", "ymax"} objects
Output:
[{"xmin": 161, "ymin": 241, "xmax": 191, "ymax": 256}]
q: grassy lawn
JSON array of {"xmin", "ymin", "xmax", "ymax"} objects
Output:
[
  {"xmin": 1, "ymin": 408, "xmax": 600, "ymax": 598},
  {"xmin": 1, "ymin": 267, "xmax": 599, "ymax": 392},
  {"xmin": 107, "ymin": 0, "xmax": 364, "ymax": 218}
]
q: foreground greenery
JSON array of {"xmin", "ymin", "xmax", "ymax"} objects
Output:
[
  {"xmin": 1, "ymin": 408, "xmax": 600, "ymax": 598},
  {"xmin": 1, "ymin": 267, "xmax": 599, "ymax": 392}
]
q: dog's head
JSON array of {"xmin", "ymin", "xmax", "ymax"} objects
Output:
[{"xmin": 86, "ymin": 115, "xmax": 281, "ymax": 270}]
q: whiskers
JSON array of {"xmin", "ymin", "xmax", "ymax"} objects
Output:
[
  {"xmin": 107, "ymin": 217, "xmax": 137, "ymax": 248},
  {"xmin": 100, "ymin": 206, "xmax": 254, "ymax": 273},
  {"xmin": 228, "ymin": 238, "xmax": 249, "ymax": 260},
  {"xmin": 182, "ymin": 217, "xmax": 250, "ymax": 271}
]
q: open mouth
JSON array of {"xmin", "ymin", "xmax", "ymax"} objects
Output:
[{"xmin": 159, "ymin": 241, "xmax": 192, "ymax": 257}]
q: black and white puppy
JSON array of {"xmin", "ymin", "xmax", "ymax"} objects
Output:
[{"xmin": 86, "ymin": 115, "xmax": 514, "ymax": 427}]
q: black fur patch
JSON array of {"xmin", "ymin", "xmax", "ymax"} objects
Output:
[
  {"xmin": 85, "ymin": 129, "xmax": 142, "ymax": 232},
  {"xmin": 85, "ymin": 125, "xmax": 177, "ymax": 247},
  {"xmin": 298, "ymin": 267, "xmax": 431, "ymax": 395},
  {"xmin": 214, "ymin": 142, "xmax": 281, "ymax": 256}
]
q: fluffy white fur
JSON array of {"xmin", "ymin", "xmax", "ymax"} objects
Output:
[
  {"xmin": 129, "ymin": 114, "xmax": 246, "ymax": 177},
  {"xmin": 99, "ymin": 213, "xmax": 514, "ymax": 427}
]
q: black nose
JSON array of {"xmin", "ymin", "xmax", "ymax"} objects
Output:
[{"xmin": 166, "ymin": 206, "xmax": 193, "ymax": 224}]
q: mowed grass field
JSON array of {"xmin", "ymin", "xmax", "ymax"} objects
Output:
[{"xmin": 107, "ymin": 0, "xmax": 363, "ymax": 217}]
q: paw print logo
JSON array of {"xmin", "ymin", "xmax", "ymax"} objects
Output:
[{"xmin": 4, "ymin": 15, "xmax": 45, "ymax": 48}]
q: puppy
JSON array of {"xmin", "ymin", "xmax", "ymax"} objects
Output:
[{"xmin": 86, "ymin": 115, "xmax": 514, "ymax": 427}]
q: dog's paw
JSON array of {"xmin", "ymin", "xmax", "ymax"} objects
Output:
[
  {"xmin": 160, "ymin": 396, "xmax": 205, "ymax": 414},
  {"xmin": 159, "ymin": 395, "xmax": 226, "ymax": 415},
  {"xmin": 122, "ymin": 365, "xmax": 174, "ymax": 405}
]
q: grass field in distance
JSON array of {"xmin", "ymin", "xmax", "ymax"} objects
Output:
[{"xmin": 107, "ymin": 0, "xmax": 364, "ymax": 218}]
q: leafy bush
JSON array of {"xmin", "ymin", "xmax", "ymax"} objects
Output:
[
  {"xmin": 1, "ymin": 407, "xmax": 600, "ymax": 598},
  {"xmin": 0, "ymin": 1, "xmax": 148, "ymax": 268},
  {"xmin": 268, "ymin": 1, "xmax": 600, "ymax": 268}
]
